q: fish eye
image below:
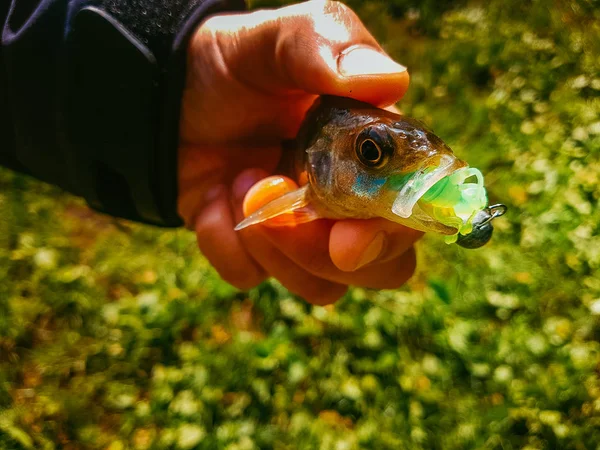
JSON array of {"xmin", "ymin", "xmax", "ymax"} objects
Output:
[
  {"xmin": 359, "ymin": 139, "xmax": 383, "ymax": 166},
  {"xmin": 356, "ymin": 126, "xmax": 392, "ymax": 168}
]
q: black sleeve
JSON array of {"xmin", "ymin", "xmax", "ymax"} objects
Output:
[{"xmin": 0, "ymin": 0, "xmax": 246, "ymax": 227}]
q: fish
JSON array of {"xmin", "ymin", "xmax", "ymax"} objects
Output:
[{"xmin": 235, "ymin": 96, "xmax": 506, "ymax": 248}]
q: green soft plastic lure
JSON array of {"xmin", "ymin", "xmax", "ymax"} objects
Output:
[{"xmin": 236, "ymin": 96, "xmax": 506, "ymax": 249}]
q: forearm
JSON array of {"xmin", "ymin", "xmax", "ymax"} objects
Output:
[{"xmin": 0, "ymin": 0, "xmax": 245, "ymax": 226}]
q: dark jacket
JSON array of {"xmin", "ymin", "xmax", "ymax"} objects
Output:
[{"xmin": 1, "ymin": 0, "xmax": 245, "ymax": 227}]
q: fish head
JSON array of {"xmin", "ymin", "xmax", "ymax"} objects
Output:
[{"xmin": 300, "ymin": 96, "xmax": 488, "ymax": 236}]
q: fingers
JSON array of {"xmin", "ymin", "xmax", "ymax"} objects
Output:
[
  {"xmin": 194, "ymin": 186, "xmax": 267, "ymax": 290},
  {"xmin": 231, "ymin": 169, "xmax": 348, "ymax": 305},
  {"xmin": 194, "ymin": 170, "xmax": 347, "ymax": 304},
  {"xmin": 197, "ymin": 0, "xmax": 409, "ymax": 107},
  {"xmin": 195, "ymin": 165, "xmax": 418, "ymax": 300},
  {"xmin": 236, "ymin": 229, "xmax": 349, "ymax": 305},
  {"xmin": 259, "ymin": 220, "xmax": 418, "ymax": 290},
  {"xmin": 349, "ymin": 247, "xmax": 417, "ymax": 290},
  {"xmin": 329, "ymin": 218, "xmax": 423, "ymax": 271}
]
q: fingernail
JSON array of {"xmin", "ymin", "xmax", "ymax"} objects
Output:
[
  {"xmin": 354, "ymin": 231, "xmax": 387, "ymax": 270},
  {"xmin": 338, "ymin": 45, "xmax": 406, "ymax": 77},
  {"xmin": 233, "ymin": 169, "xmax": 264, "ymax": 203}
]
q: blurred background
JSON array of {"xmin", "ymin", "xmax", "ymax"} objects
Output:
[{"xmin": 1, "ymin": 0, "xmax": 599, "ymax": 448}]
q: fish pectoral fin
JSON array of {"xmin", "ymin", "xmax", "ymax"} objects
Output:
[{"xmin": 234, "ymin": 185, "xmax": 322, "ymax": 230}]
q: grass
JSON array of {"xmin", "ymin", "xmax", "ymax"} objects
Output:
[{"xmin": 1, "ymin": 0, "xmax": 599, "ymax": 448}]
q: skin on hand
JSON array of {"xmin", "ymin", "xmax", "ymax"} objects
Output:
[{"xmin": 177, "ymin": 0, "xmax": 422, "ymax": 305}]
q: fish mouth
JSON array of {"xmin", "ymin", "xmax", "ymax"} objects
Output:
[
  {"xmin": 391, "ymin": 154, "xmax": 463, "ymax": 219},
  {"xmin": 390, "ymin": 155, "xmax": 488, "ymax": 237}
]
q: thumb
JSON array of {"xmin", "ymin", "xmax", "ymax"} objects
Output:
[{"xmin": 196, "ymin": 0, "xmax": 409, "ymax": 107}]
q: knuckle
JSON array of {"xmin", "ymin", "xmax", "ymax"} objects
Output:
[
  {"xmin": 324, "ymin": 1, "xmax": 351, "ymax": 16},
  {"xmin": 324, "ymin": 1, "xmax": 358, "ymax": 25},
  {"xmin": 277, "ymin": 30, "xmax": 337, "ymax": 88}
]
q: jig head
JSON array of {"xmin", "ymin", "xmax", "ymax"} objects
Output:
[{"xmin": 456, "ymin": 204, "xmax": 508, "ymax": 249}]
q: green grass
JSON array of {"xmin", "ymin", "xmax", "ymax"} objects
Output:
[{"xmin": 1, "ymin": 0, "xmax": 600, "ymax": 448}]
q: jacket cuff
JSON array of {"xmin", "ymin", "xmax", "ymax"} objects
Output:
[{"xmin": 64, "ymin": 0, "xmax": 246, "ymax": 227}]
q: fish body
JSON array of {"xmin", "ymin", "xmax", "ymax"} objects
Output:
[{"xmin": 236, "ymin": 96, "xmax": 505, "ymax": 248}]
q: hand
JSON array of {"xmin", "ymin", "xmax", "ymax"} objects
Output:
[{"xmin": 177, "ymin": 0, "xmax": 422, "ymax": 305}]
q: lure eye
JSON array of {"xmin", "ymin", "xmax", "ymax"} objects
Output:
[{"xmin": 356, "ymin": 126, "xmax": 392, "ymax": 168}]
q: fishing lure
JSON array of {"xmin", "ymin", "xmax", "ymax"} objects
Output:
[{"xmin": 235, "ymin": 96, "xmax": 506, "ymax": 249}]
